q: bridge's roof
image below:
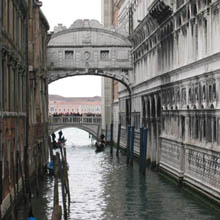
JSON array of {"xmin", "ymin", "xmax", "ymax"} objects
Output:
[{"xmin": 48, "ymin": 19, "xmax": 131, "ymax": 47}]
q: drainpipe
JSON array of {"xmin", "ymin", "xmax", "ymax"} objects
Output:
[{"xmin": 0, "ymin": 0, "xmax": 3, "ymax": 217}]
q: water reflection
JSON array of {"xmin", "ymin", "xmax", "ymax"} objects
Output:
[{"xmin": 14, "ymin": 128, "xmax": 220, "ymax": 220}]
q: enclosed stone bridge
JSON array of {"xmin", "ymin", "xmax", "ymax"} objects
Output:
[
  {"xmin": 48, "ymin": 115, "xmax": 102, "ymax": 139},
  {"xmin": 47, "ymin": 19, "xmax": 132, "ymax": 93}
]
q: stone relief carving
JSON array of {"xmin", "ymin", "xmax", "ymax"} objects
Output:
[
  {"xmin": 84, "ymin": 51, "xmax": 91, "ymax": 60},
  {"xmin": 185, "ymin": 148, "xmax": 220, "ymax": 190},
  {"xmin": 54, "ymin": 24, "xmax": 67, "ymax": 33},
  {"xmin": 68, "ymin": 19, "xmax": 128, "ymax": 37},
  {"xmin": 70, "ymin": 19, "xmax": 104, "ymax": 29},
  {"xmin": 82, "ymin": 31, "xmax": 91, "ymax": 44},
  {"xmin": 161, "ymin": 139, "xmax": 181, "ymax": 170}
]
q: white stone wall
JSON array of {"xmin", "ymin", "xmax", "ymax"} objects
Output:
[
  {"xmin": 116, "ymin": 0, "xmax": 220, "ymax": 199},
  {"xmin": 184, "ymin": 146, "xmax": 220, "ymax": 198}
]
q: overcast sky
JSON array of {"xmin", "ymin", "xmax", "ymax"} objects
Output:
[{"xmin": 41, "ymin": 0, "xmax": 102, "ymax": 97}]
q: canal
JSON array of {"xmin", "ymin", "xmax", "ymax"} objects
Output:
[{"xmin": 14, "ymin": 128, "xmax": 219, "ymax": 220}]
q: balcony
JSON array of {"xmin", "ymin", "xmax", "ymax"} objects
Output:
[{"xmin": 149, "ymin": 0, "xmax": 173, "ymax": 25}]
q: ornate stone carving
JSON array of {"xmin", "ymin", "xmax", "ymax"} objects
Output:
[
  {"xmin": 82, "ymin": 31, "xmax": 91, "ymax": 44},
  {"xmin": 84, "ymin": 51, "xmax": 91, "ymax": 60},
  {"xmin": 54, "ymin": 24, "xmax": 67, "ymax": 33},
  {"xmin": 185, "ymin": 148, "xmax": 220, "ymax": 190},
  {"xmin": 70, "ymin": 19, "xmax": 104, "ymax": 29}
]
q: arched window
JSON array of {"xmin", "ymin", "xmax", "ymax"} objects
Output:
[
  {"xmin": 147, "ymin": 99, "xmax": 150, "ymax": 118},
  {"xmin": 157, "ymin": 97, "xmax": 161, "ymax": 118},
  {"xmin": 203, "ymin": 119, "xmax": 206, "ymax": 138},
  {"xmin": 151, "ymin": 97, "xmax": 156, "ymax": 118},
  {"xmin": 213, "ymin": 83, "xmax": 216, "ymax": 99},
  {"xmin": 189, "ymin": 88, "xmax": 192, "ymax": 102},
  {"xmin": 195, "ymin": 87, "xmax": 198, "ymax": 100},
  {"xmin": 195, "ymin": 117, "xmax": 199, "ymax": 139},
  {"xmin": 213, "ymin": 117, "xmax": 217, "ymax": 142},
  {"xmin": 209, "ymin": 85, "xmax": 212, "ymax": 101},
  {"xmin": 203, "ymin": 85, "xmax": 206, "ymax": 100}
]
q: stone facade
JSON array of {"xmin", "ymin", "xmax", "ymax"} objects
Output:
[
  {"xmin": 114, "ymin": 0, "xmax": 220, "ymax": 201},
  {"xmin": 0, "ymin": 0, "xmax": 49, "ymax": 217},
  {"xmin": 27, "ymin": 0, "xmax": 49, "ymax": 180}
]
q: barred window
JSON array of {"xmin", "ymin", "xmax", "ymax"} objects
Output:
[
  {"xmin": 65, "ymin": 50, "xmax": 74, "ymax": 59},
  {"xmin": 100, "ymin": 50, "xmax": 109, "ymax": 60}
]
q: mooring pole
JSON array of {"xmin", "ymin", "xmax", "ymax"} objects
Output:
[
  {"xmin": 110, "ymin": 122, "xmax": 113, "ymax": 155},
  {"xmin": 58, "ymin": 153, "xmax": 67, "ymax": 220},
  {"xmin": 142, "ymin": 128, "xmax": 148, "ymax": 174},
  {"xmin": 126, "ymin": 125, "xmax": 131, "ymax": 165},
  {"xmin": 116, "ymin": 123, "xmax": 121, "ymax": 157},
  {"xmin": 129, "ymin": 126, "xmax": 135, "ymax": 166},
  {"xmin": 105, "ymin": 124, "xmax": 108, "ymax": 143},
  {"xmin": 139, "ymin": 126, "xmax": 144, "ymax": 172},
  {"xmin": 17, "ymin": 151, "xmax": 26, "ymax": 202},
  {"xmin": 0, "ymin": 0, "xmax": 3, "ymax": 217},
  {"xmin": 52, "ymin": 153, "xmax": 62, "ymax": 220}
]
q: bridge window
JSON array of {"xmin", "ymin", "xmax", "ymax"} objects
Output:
[
  {"xmin": 100, "ymin": 50, "xmax": 109, "ymax": 60},
  {"xmin": 65, "ymin": 50, "xmax": 74, "ymax": 59}
]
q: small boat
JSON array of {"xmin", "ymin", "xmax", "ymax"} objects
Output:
[
  {"xmin": 95, "ymin": 142, "xmax": 105, "ymax": 153},
  {"xmin": 47, "ymin": 160, "xmax": 54, "ymax": 175}
]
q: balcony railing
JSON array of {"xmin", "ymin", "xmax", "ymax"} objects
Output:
[{"xmin": 49, "ymin": 115, "xmax": 102, "ymax": 125}]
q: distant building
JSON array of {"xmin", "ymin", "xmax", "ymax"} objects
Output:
[{"xmin": 49, "ymin": 95, "xmax": 101, "ymax": 115}]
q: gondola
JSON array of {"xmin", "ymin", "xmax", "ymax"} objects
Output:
[{"xmin": 95, "ymin": 142, "xmax": 105, "ymax": 153}]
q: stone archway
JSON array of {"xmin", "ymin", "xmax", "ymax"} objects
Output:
[
  {"xmin": 47, "ymin": 19, "xmax": 133, "ymax": 124},
  {"xmin": 47, "ymin": 19, "xmax": 132, "ymax": 91},
  {"xmin": 49, "ymin": 125, "xmax": 99, "ymax": 139}
]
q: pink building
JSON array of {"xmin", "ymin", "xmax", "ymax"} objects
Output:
[{"xmin": 49, "ymin": 95, "xmax": 101, "ymax": 115}]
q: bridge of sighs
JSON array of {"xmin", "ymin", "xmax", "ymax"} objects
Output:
[
  {"xmin": 47, "ymin": 19, "xmax": 132, "ymax": 88},
  {"xmin": 47, "ymin": 19, "xmax": 133, "ymax": 134}
]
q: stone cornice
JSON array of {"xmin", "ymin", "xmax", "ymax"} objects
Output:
[
  {"xmin": 51, "ymin": 20, "xmax": 130, "ymax": 44},
  {"xmin": 47, "ymin": 44, "xmax": 131, "ymax": 49},
  {"xmin": 50, "ymin": 27, "xmax": 131, "ymax": 46}
]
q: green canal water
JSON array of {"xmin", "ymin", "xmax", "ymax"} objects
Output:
[{"xmin": 13, "ymin": 128, "xmax": 220, "ymax": 219}]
